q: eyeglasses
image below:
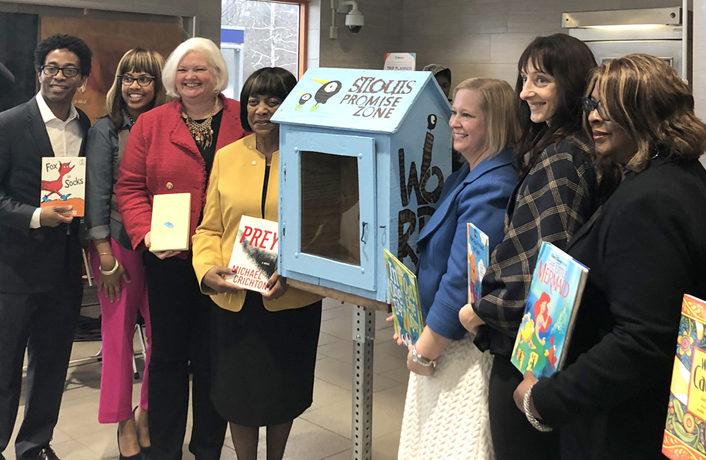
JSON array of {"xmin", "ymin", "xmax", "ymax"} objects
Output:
[
  {"xmin": 40, "ymin": 65, "xmax": 80, "ymax": 78},
  {"xmin": 119, "ymin": 75, "xmax": 156, "ymax": 87},
  {"xmin": 581, "ymin": 97, "xmax": 610, "ymax": 120}
]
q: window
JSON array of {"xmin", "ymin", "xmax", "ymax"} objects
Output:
[{"xmin": 221, "ymin": 0, "xmax": 307, "ymax": 99}]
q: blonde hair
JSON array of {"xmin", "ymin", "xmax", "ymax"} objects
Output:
[
  {"xmin": 162, "ymin": 37, "xmax": 228, "ymax": 98},
  {"xmin": 452, "ymin": 77, "xmax": 520, "ymax": 157},
  {"xmin": 105, "ymin": 48, "xmax": 166, "ymax": 129},
  {"xmin": 587, "ymin": 54, "xmax": 706, "ymax": 172}
]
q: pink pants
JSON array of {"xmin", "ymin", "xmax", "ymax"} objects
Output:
[{"xmin": 89, "ymin": 240, "xmax": 151, "ymax": 423}]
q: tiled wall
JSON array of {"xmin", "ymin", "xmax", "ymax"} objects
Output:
[
  {"xmin": 316, "ymin": 0, "xmax": 681, "ymax": 86},
  {"xmin": 402, "ymin": 0, "xmax": 681, "ymax": 86},
  {"xmin": 316, "ymin": 0, "xmax": 404, "ymax": 69}
]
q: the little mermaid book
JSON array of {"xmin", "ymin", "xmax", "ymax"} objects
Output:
[
  {"xmin": 663, "ymin": 294, "xmax": 706, "ymax": 460},
  {"xmin": 510, "ymin": 241, "xmax": 589, "ymax": 379},
  {"xmin": 384, "ymin": 249, "xmax": 424, "ymax": 346}
]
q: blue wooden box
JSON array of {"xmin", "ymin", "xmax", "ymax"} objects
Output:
[{"xmin": 271, "ymin": 68, "xmax": 452, "ymax": 304}]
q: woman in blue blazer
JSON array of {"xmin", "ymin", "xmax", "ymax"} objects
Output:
[{"xmin": 397, "ymin": 78, "xmax": 518, "ymax": 459}]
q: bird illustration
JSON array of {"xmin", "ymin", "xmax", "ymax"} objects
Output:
[
  {"xmin": 294, "ymin": 92, "xmax": 312, "ymax": 111},
  {"xmin": 310, "ymin": 79, "xmax": 342, "ymax": 111},
  {"xmin": 41, "ymin": 161, "xmax": 74, "ymax": 202}
]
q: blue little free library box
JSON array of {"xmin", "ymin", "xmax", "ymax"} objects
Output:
[{"xmin": 271, "ymin": 68, "xmax": 452, "ymax": 307}]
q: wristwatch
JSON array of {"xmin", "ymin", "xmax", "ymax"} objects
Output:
[{"xmin": 411, "ymin": 346, "xmax": 436, "ymax": 368}]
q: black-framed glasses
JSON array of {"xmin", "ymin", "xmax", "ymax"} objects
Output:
[
  {"xmin": 581, "ymin": 97, "xmax": 610, "ymax": 120},
  {"xmin": 40, "ymin": 65, "xmax": 80, "ymax": 78},
  {"xmin": 119, "ymin": 75, "xmax": 156, "ymax": 87}
]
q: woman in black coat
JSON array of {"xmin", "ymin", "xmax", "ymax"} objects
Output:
[{"xmin": 513, "ymin": 54, "xmax": 706, "ymax": 459}]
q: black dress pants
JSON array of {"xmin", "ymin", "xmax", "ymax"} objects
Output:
[
  {"xmin": 0, "ymin": 245, "xmax": 81, "ymax": 459},
  {"xmin": 143, "ymin": 253, "xmax": 226, "ymax": 460},
  {"xmin": 488, "ymin": 355, "xmax": 561, "ymax": 460}
]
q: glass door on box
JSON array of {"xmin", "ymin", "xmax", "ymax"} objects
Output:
[
  {"xmin": 280, "ymin": 132, "xmax": 376, "ymax": 291},
  {"xmin": 300, "ymin": 150, "xmax": 360, "ymax": 265}
]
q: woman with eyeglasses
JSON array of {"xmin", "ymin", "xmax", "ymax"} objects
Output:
[
  {"xmin": 458, "ymin": 33, "xmax": 599, "ymax": 459},
  {"xmin": 85, "ymin": 48, "xmax": 166, "ymax": 460},
  {"xmin": 115, "ymin": 37, "xmax": 247, "ymax": 460},
  {"xmin": 512, "ymin": 54, "xmax": 706, "ymax": 459}
]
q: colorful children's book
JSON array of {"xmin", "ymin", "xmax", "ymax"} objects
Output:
[
  {"xmin": 40, "ymin": 157, "xmax": 86, "ymax": 216},
  {"xmin": 149, "ymin": 193, "xmax": 191, "ymax": 252},
  {"xmin": 467, "ymin": 222, "xmax": 489, "ymax": 304},
  {"xmin": 384, "ymin": 249, "xmax": 424, "ymax": 346},
  {"xmin": 663, "ymin": 294, "xmax": 706, "ymax": 460},
  {"xmin": 510, "ymin": 241, "xmax": 589, "ymax": 378},
  {"xmin": 225, "ymin": 216, "xmax": 279, "ymax": 293}
]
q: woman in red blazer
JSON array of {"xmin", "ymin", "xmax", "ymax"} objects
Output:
[{"xmin": 115, "ymin": 37, "xmax": 246, "ymax": 460}]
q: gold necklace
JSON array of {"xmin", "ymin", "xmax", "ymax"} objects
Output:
[{"xmin": 181, "ymin": 111, "xmax": 214, "ymax": 149}]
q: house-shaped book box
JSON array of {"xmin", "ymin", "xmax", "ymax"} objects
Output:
[{"xmin": 271, "ymin": 68, "xmax": 452, "ymax": 308}]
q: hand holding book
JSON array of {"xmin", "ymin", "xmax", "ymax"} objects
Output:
[
  {"xmin": 39, "ymin": 205, "xmax": 74, "ymax": 227},
  {"xmin": 459, "ymin": 303, "xmax": 485, "ymax": 334},
  {"xmin": 202, "ymin": 265, "xmax": 244, "ymax": 295},
  {"xmin": 144, "ymin": 231, "xmax": 182, "ymax": 260},
  {"xmin": 261, "ymin": 271, "xmax": 288, "ymax": 300}
]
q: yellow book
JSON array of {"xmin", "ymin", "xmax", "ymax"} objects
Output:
[
  {"xmin": 663, "ymin": 294, "xmax": 706, "ymax": 460},
  {"xmin": 149, "ymin": 193, "xmax": 191, "ymax": 252}
]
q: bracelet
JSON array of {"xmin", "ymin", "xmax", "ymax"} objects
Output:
[
  {"xmin": 411, "ymin": 346, "xmax": 436, "ymax": 368},
  {"xmin": 99, "ymin": 257, "xmax": 120, "ymax": 276},
  {"xmin": 523, "ymin": 384, "xmax": 553, "ymax": 432},
  {"xmin": 98, "ymin": 252, "xmax": 112, "ymax": 257}
]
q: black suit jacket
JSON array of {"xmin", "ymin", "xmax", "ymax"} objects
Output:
[
  {"xmin": 0, "ymin": 97, "xmax": 90, "ymax": 293},
  {"xmin": 532, "ymin": 157, "xmax": 706, "ymax": 459}
]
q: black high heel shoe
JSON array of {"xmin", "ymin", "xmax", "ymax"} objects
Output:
[
  {"xmin": 133, "ymin": 406, "xmax": 152, "ymax": 460},
  {"xmin": 117, "ymin": 425, "xmax": 142, "ymax": 460}
]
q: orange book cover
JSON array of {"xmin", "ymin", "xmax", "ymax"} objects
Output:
[
  {"xmin": 663, "ymin": 294, "xmax": 706, "ymax": 460},
  {"xmin": 40, "ymin": 157, "xmax": 85, "ymax": 217}
]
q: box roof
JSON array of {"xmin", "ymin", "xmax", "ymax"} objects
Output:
[{"xmin": 271, "ymin": 67, "xmax": 449, "ymax": 134}]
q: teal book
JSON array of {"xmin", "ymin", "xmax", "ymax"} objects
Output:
[
  {"xmin": 466, "ymin": 222, "xmax": 489, "ymax": 304},
  {"xmin": 384, "ymin": 249, "xmax": 424, "ymax": 346},
  {"xmin": 510, "ymin": 241, "xmax": 589, "ymax": 378}
]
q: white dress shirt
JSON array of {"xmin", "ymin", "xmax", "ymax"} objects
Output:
[{"xmin": 30, "ymin": 92, "xmax": 84, "ymax": 228}]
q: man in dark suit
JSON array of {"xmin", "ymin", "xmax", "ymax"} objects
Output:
[{"xmin": 0, "ymin": 34, "xmax": 92, "ymax": 460}]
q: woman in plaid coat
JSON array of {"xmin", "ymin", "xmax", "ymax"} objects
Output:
[{"xmin": 459, "ymin": 33, "xmax": 600, "ymax": 460}]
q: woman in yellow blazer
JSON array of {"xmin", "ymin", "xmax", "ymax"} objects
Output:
[{"xmin": 192, "ymin": 67, "xmax": 321, "ymax": 460}]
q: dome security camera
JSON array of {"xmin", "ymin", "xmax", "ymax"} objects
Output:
[
  {"xmin": 345, "ymin": 6, "xmax": 364, "ymax": 33},
  {"xmin": 336, "ymin": 0, "xmax": 364, "ymax": 33}
]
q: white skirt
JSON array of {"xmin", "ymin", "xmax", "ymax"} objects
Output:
[{"xmin": 398, "ymin": 334, "xmax": 494, "ymax": 460}]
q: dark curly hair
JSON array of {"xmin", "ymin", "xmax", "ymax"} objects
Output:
[
  {"xmin": 239, "ymin": 67, "xmax": 296, "ymax": 132},
  {"xmin": 34, "ymin": 34, "xmax": 92, "ymax": 77}
]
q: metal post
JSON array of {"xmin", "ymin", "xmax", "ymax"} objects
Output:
[{"xmin": 352, "ymin": 304, "xmax": 375, "ymax": 460}]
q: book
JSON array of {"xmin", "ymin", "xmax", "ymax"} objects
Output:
[
  {"xmin": 40, "ymin": 156, "xmax": 86, "ymax": 216},
  {"xmin": 663, "ymin": 294, "xmax": 706, "ymax": 460},
  {"xmin": 225, "ymin": 216, "xmax": 279, "ymax": 293},
  {"xmin": 467, "ymin": 222, "xmax": 490, "ymax": 304},
  {"xmin": 510, "ymin": 241, "xmax": 589, "ymax": 378},
  {"xmin": 149, "ymin": 193, "xmax": 191, "ymax": 252},
  {"xmin": 384, "ymin": 249, "xmax": 424, "ymax": 346}
]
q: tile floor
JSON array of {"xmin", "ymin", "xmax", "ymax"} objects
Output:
[{"xmin": 3, "ymin": 296, "xmax": 409, "ymax": 459}]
